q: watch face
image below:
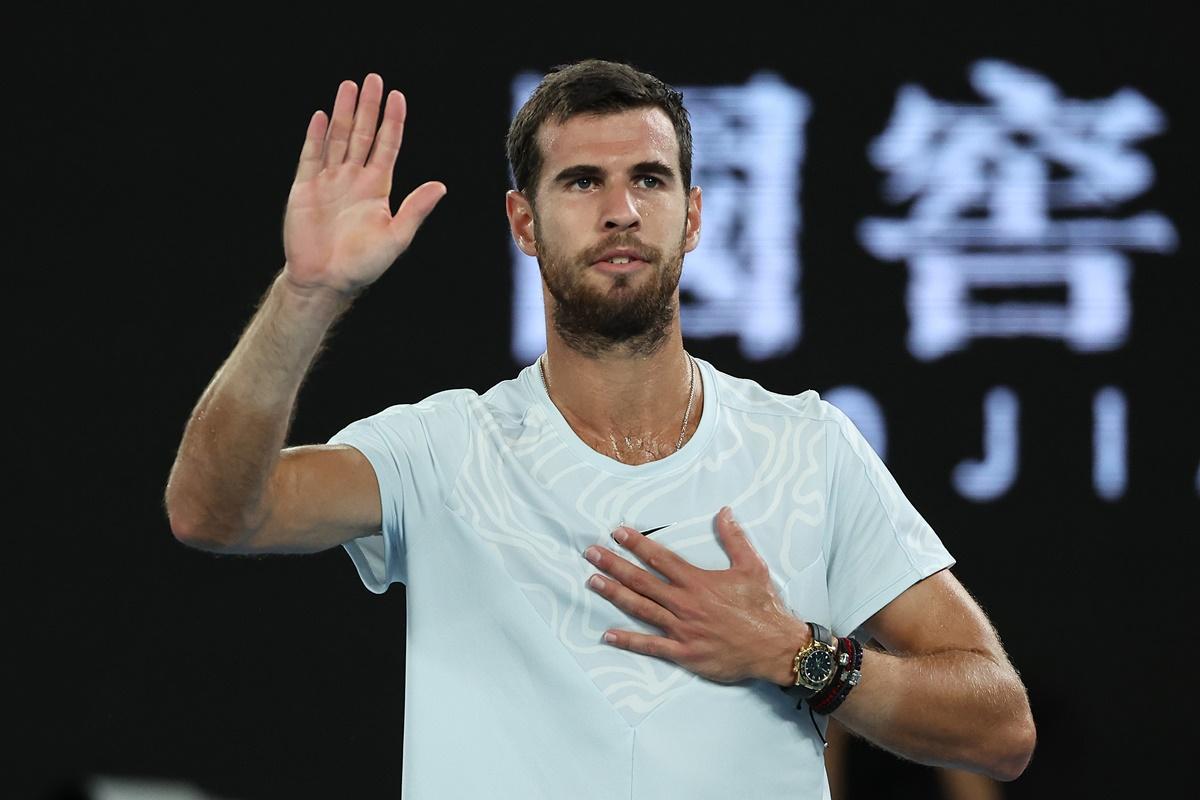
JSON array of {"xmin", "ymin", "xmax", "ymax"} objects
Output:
[{"xmin": 801, "ymin": 649, "xmax": 835, "ymax": 684}]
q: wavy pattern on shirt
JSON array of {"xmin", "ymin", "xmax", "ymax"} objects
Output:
[{"xmin": 445, "ymin": 371, "xmax": 831, "ymax": 725}]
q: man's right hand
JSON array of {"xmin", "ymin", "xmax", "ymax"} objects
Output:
[{"xmin": 282, "ymin": 73, "xmax": 447, "ymax": 297}]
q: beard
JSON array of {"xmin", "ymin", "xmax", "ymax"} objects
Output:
[{"xmin": 536, "ymin": 221, "xmax": 686, "ymax": 359}]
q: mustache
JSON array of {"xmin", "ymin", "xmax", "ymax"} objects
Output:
[{"xmin": 580, "ymin": 236, "xmax": 661, "ymax": 264}]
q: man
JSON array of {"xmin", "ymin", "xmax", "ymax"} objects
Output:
[{"xmin": 165, "ymin": 59, "xmax": 1035, "ymax": 798}]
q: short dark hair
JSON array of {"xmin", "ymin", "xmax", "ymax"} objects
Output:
[{"xmin": 505, "ymin": 59, "xmax": 693, "ymax": 209}]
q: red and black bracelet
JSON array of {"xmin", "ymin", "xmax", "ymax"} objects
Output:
[{"xmin": 810, "ymin": 636, "xmax": 863, "ymax": 715}]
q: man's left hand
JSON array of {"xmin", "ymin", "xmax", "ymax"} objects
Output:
[{"xmin": 582, "ymin": 506, "xmax": 807, "ymax": 685}]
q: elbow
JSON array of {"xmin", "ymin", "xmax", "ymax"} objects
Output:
[
  {"xmin": 168, "ymin": 510, "xmax": 237, "ymax": 553},
  {"xmin": 165, "ymin": 477, "xmax": 205, "ymax": 546},
  {"xmin": 985, "ymin": 709, "xmax": 1037, "ymax": 782},
  {"xmin": 164, "ymin": 477, "xmax": 257, "ymax": 553},
  {"xmin": 165, "ymin": 495, "xmax": 243, "ymax": 554}
]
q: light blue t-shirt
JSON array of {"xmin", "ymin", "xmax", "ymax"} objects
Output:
[{"xmin": 328, "ymin": 355, "xmax": 954, "ymax": 799}]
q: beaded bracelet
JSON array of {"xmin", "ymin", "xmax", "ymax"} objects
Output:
[
  {"xmin": 810, "ymin": 636, "xmax": 863, "ymax": 715},
  {"xmin": 817, "ymin": 636, "xmax": 862, "ymax": 712},
  {"xmin": 811, "ymin": 638, "xmax": 859, "ymax": 714}
]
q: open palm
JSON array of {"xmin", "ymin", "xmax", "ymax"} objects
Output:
[{"xmin": 283, "ymin": 74, "xmax": 446, "ymax": 296}]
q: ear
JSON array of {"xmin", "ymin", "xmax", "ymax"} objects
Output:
[
  {"xmin": 506, "ymin": 190, "xmax": 537, "ymax": 256},
  {"xmin": 683, "ymin": 185, "xmax": 702, "ymax": 254}
]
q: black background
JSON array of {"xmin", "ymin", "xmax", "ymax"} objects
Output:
[{"xmin": 19, "ymin": 4, "xmax": 1196, "ymax": 798}]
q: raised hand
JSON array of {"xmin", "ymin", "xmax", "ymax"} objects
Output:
[{"xmin": 283, "ymin": 73, "xmax": 447, "ymax": 296}]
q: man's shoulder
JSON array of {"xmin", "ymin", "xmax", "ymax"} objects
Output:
[
  {"xmin": 373, "ymin": 386, "xmax": 480, "ymax": 420},
  {"xmin": 707, "ymin": 361, "xmax": 842, "ymax": 424},
  {"xmin": 329, "ymin": 387, "xmax": 478, "ymax": 446},
  {"xmin": 369, "ymin": 367, "xmax": 538, "ymax": 429}
]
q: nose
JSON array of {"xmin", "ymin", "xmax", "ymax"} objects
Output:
[{"xmin": 601, "ymin": 186, "xmax": 640, "ymax": 231}]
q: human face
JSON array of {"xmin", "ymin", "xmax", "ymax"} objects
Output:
[{"xmin": 511, "ymin": 108, "xmax": 701, "ymax": 356}]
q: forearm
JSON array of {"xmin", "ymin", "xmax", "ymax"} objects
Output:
[
  {"xmin": 758, "ymin": 616, "xmax": 1033, "ymax": 781},
  {"xmin": 828, "ymin": 646, "xmax": 1034, "ymax": 781},
  {"xmin": 165, "ymin": 268, "xmax": 353, "ymax": 546}
]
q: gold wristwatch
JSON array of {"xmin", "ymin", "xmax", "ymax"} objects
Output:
[{"xmin": 780, "ymin": 622, "xmax": 837, "ymax": 700}]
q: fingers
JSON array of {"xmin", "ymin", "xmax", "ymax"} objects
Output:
[
  {"xmin": 367, "ymin": 89, "xmax": 408, "ymax": 173},
  {"xmin": 298, "ymin": 76, "xmax": 400, "ymax": 181},
  {"xmin": 586, "ymin": 573, "xmax": 677, "ymax": 632},
  {"xmin": 716, "ymin": 507, "xmax": 764, "ymax": 572},
  {"xmin": 611, "ymin": 526, "xmax": 694, "ymax": 584},
  {"xmin": 583, "ymin": 541, "xmax": 685, "ymax": 611},
  {"xmin": 389, "ymin": 181, "xmax": 448, "ymax": 247},
  {"xmin": 346, "ymin": 73, "xmax": 384, "ymax": 166},
  {"xmin": 601, "ymin": 629, "xmax": 685, "ymax": 663},
  {"xmin": 294, "ymin": 110, "xmax": 328, "ymax": 183},
  {"xmin": 322, "ymin": 79, "xmax": 359, "ymax": 168}
]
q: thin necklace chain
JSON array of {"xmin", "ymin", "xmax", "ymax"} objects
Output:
[{"xmin": 539, "ymin": 351, "xmax": 697, "ymax": 455}]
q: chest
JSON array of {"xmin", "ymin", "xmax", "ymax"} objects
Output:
[{"xmin": 437, "ymin": 421, "xmax": 833, "ymax": 719}]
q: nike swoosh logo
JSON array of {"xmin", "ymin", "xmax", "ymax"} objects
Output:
[{"xmin": 639, "ymin": 524, "xmax": 671, "ymax": 536}]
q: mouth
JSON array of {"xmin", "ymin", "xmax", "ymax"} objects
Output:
[{"xmin": 592, "ymin": 257, "xmax": 648, "ymax": 273}]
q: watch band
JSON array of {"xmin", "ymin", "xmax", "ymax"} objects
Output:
[
  {"xmin": 778, "ymin": 621, "xmax": 836, "ymax": 702},
  {"xmin": 808, "ymin": 622, "xmax": 832, "ymax": 649}
]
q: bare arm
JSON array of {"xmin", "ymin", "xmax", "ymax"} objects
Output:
[
  {"xmin": 164, "ymin": 274, "xmax": 371, "ymax": 552},
  {"xmin": 164, "ymin": 73, "xmax": 446, "ymax": 553},
  {"xmin": 826, "ymin": 570, "xmax": 1036, "ymax": 781}
]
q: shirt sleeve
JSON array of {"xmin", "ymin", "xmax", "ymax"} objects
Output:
[
  {"xmin": 326, "ymin": 390, "xmax": 472, "ymax": 593},
  {"xmin": 821, "ymin": 401, "xmax": 955, "ymax": 639}
]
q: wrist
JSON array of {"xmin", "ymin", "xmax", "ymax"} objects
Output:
[
  {"xmin": 809, "ymin": 636, "xmax": 864, "ymax": 715},
  {"xmin": 766, "ymin": 616, "xmax": 814, "ymax": 687},
  {"xmin": 275, "ymin": 267, "xmax": 357, "ymax": 318}
]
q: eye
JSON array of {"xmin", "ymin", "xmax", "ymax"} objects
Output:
[
  {"xmin": 571, "ymin": 177, "xmax": 595, "ymax": 190},
  {"xmin": 637, "ymin": 175, "xmax": 661, "ymax": 188}
]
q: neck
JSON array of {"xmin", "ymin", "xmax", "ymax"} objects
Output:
[{"xmin": 540, "ymin": 332, "xmax": 702, "ymax": 463}]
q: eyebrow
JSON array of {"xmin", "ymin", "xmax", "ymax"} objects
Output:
[{"xmin": 550, "ymin": 160, "xmax": 677, "ymax": 185}]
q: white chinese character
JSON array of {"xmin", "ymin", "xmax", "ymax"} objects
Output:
[{"xmin": 859, "ymin": 60, "xmax": 1177, "ymax": 361}]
